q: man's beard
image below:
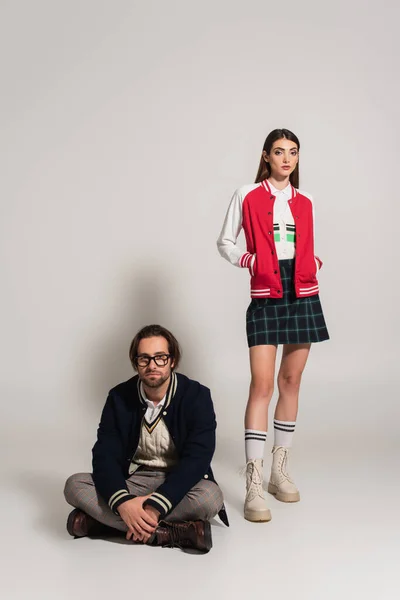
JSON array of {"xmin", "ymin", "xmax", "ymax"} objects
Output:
[{"xmin": 140, "ymin": 371, "xmax": 170, "ymax": 389}]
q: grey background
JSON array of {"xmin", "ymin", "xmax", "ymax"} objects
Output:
[{"xmin": 1, "ymin": 1, "xmax": 398, "ymax": 599}]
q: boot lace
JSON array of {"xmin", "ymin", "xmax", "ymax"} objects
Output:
[
  {"xmin": 275, "ymin": 447, "xmax": 294, "ymax": 483},
  {"xmin": 160, "ymin": 521, "xmax": 191, "ymax": 549},
  {"xmin": 246, "ymin": 461, "xmax": 264, "ymax": 501}
]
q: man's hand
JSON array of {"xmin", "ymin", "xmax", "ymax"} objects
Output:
[
  {"xmin": 117, "ymin": 495, "xmax": 159, "ymax": 543},
  {"xmin": 144, "ymin": 505, "xmax": 161, "ymax": 523}
]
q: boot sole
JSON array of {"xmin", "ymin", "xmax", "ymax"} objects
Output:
[
  {"xmin": 244, "ymin": 508, "xmax": 272, "ymax": 523},
  {"xmin": 268, "ymin": 483, "xmax": 300, "ymax": 503}
]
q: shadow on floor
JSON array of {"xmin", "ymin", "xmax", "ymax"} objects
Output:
[{"xmin": 13, "ymin": 469, "xmax": 71, "ymax": 540}]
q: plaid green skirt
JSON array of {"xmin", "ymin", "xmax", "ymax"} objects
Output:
[{"xmin": 246, "ymin": 259, "xmax": 330, "ymax": 347}]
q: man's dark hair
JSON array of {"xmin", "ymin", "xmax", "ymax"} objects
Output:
[{"xmin": 129, "ymin": 324, "xmax": 181, "ymax": 371}]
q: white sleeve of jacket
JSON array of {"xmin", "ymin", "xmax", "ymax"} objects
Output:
[{"xmin": 217, "ymin": 188, "xmax": 251, "ymax": 268}]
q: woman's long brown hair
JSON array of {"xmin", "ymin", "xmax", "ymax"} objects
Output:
[{"xmin": 255, "ymin": 128, "xmax": 300, "ymax": 188}]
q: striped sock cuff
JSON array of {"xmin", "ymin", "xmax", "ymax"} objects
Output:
[
  {"xmin": 245, "ymin": 429, "xmax": 267, "ymax": 461},
  {"xmin": 245, "ymin": 429, "xmax": 267, "ymax": 441},
  {"xmin": 274, "ymin": 420, "xmax": 296, "ymax": 433}
]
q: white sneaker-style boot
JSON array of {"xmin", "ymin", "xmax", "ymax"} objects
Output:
[
  {"xmin": 244, "ymin": 459, "xmax": 272, "ymax": 522},
  {"xmin": 268, "ymin": 446, "xmax": 300, "ymax": 502}
]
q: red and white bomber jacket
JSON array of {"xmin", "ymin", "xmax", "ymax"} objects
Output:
[{"xmin": 217, "ymin": 180, "xmax": 323, "ymax": 299}]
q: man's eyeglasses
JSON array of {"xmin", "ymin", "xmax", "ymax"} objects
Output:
[{"xmin": 135, "ymin": 354, "xmax": 171, "ymax": 368}]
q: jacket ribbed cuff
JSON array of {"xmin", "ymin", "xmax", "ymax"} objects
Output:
[
  {"xmin": 143, "ymin": 492, "xmax": 173, "ymax": 519},
  {"xmin": 108, "ymin": 490, "xmax": 136, "ymax": 515},
  {"xmin": 240, "ymin": 252, "xmax": 253, "ymax": 268}
]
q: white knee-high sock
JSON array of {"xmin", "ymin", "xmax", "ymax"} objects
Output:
[
  {"xmin": 245, "ymin": 429, "xmax": 267, "ymax": 461},
  {"xmin": 273, "ymin": 420, "xmax": 296, "ymax": 447}
]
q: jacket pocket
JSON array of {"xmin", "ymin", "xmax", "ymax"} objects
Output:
[{"xmin": 249, "ymin": 254, "xmax": 256, "ymax": 277}]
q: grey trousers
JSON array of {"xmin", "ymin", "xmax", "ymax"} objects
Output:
[{"xmin": 64, "ymin": 471, "xmax": 224, "ymax": 531}]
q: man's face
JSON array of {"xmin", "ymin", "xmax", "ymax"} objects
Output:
[{"xmin": 136, "ymin": 336, "xmax": 174, "ymax": 389}]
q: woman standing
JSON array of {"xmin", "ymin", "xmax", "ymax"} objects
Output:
[{"xmin": 217, "ymin": 129, "xmax": 329, "ymax": 522}]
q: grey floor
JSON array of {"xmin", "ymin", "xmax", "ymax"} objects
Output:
[{"xmin": 2, "ymin": 427, "xmax": 398, "ymax": 600}]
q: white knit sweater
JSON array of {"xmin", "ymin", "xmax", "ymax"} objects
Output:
[{"xmin": 130, "ymin": 418, "xmax": 179, "ymax": 473}]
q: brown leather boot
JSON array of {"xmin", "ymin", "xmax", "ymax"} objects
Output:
[
  {"xmin": 66, "ymin": 509, "xmax": 117, "ymax": 538},
  {"xmin": 153, "ymin": 520, "xmax": 212, "ymax": 553}
]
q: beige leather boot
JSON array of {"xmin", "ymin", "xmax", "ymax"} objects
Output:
[
  {"xmin": 268, "ymin": 446, "xmax": 300, "ymax": 502},
  {"xmin": 244, "ymin": 458, "xmax": 272, "ymax": 522}
]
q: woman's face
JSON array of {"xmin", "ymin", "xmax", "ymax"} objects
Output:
[{"xmin": 263, "ymin": 138, "xmax": 299, "ymax": 179}]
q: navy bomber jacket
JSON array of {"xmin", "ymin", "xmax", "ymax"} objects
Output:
[{"xmin": 92, "ymin": 372, "xmax": 228, "ymax": 523}]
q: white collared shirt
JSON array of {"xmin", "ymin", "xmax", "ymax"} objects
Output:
[
  {"xmin": 269, "ymin": 180, "xmax": 296, "ymax": 260},
  {"xmin": 130, "ymin": 388, "xmax": 178, "ymax": 474},
  {"xmin": 142, "ymin": 391, "xmax": 166, "ymax": 423}
]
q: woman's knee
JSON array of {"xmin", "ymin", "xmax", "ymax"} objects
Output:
[
  {"xmin": 249, "ymin": 378, "xmax": 274, "ymax": 402},
  {"xmin": 278, "ymin": 371, "xmax": 302, "ymax": 392}
]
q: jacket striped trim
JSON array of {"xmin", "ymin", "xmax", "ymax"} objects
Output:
[
  {"xmin": 145, "ymin": 492, "xmax": 173, "ymax": 517},
  {"xmin": 251, "ymin": 288, "xmax": 271, "ymax": 297},
  {"xmin": 262, "ymin": 180, "xmax": 298, "ymax": 200},
  {"xmin": 240, "ymin": 252, "xmax": 253, "ymax": 268},
  {"xmin": 298, "ymin": 284, "xmax": 319, "ymax": 295},
  {"xmin": 138, "ymin": 372, "xmax": 177, "ymax": 411},
  {"xmin": 137, "ymin": 372, "xmax": 177, "ymax": 434},
  {"xmin": 109, "ymin": 489, "xmax": 130, "ymax": 511}
]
